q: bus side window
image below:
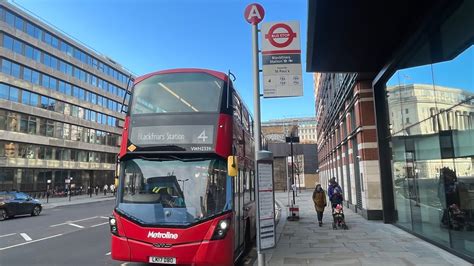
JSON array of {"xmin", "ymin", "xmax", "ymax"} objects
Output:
[
  {"xmin": 232, "ymin": 93, "xmax": 241, "ymax": 123},
  {"xmin": 250, "ymin": 170, "xmax": 255, "ymax": 201},
  {"xmin": 249, "ymin": 170, "xmax": 254, "ymax": 201},
  {"xmin": 243, "ymin": 168, "xmax": 250, "ymax": 204},
  {"xmin": 242, "ymin": 109, "xmax": 250, "ymax": 132}
]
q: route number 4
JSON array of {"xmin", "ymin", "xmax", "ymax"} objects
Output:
[{"xmin": 198, "ymin": 130, "xmax": 208, "ymax": 142}]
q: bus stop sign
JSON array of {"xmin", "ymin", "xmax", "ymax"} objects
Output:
[{"xmin": 244, "ymin": 3, "xmax": 265, "ymax": 25}]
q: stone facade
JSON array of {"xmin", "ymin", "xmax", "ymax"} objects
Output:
[{"xmin": 315, "ymin": 74, "xmax": 382, "ymax": 220}]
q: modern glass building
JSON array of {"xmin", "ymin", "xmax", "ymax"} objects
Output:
[
  {"xmin": 0, "ymin": 2, "xmax": 133, "ymax": 195},
  {"xmin": 308, "ymin": 0, "xmax": 473, "ymax": 261}
]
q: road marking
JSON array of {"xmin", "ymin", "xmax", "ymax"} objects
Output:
[
  {"xmin": 100, "ymin": 216, "xmax": 109, "ymax": 219},
  {"xmin": 120, "ymin": 263, "xmax": 129, "ymax": 266},
  {"xmin": 50, "ymin": 216, "xmax": 98, "ymax": 227},
  {"xmin": 0, "ymin": 233, "xmax": 16, "ymax": 238},
  {"xmin": 20, "ymin": 233, "xmax": 32, "ymax": 242},
  {"xmin": 68, "ymin": 223, "xmax": 84, "ymax": 229},
  {"xmin": 0, "ymin": 234, "xmax": 63, "ymax": 251},
  {"xmin": 105, "ymin": 252, "xmax": 111, "ymax": 256},
  {"xmin": 91, "ymin": 222, "xmax": 109, "ymax": 228}
]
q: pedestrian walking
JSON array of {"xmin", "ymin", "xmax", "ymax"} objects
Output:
[
  {"xmin": 104, "ymin": 184, "xmax": 108, "ymax": 195},
  {"xmin": 312, "ymin": 184, "xmax": 327, "ymax": 226},
  {"xmin": 95, "ymin": 185, "xmax": 99, "ymax": 196},
  {"xmin": 110, "ymin": 184, "xmax": 116, "ymax": 196},
  {"xmin": 328, "ymin": 177, "xmax": 343, "ymax": 209}
]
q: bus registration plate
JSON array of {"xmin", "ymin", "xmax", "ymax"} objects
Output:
[{"xmin": 149, "ymin": 256, "xmax": 176, "ymax": 264}]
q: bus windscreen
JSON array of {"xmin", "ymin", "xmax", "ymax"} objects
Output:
[
  {"xmin": 117, "ymin": 157, "xmax": 230, "ymax": 226},
  {"xmin": 130, "ymin": 72, "xmax": 224, "ymax": 114}
]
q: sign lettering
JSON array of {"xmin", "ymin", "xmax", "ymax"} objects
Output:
[{"xmin": 244, "ymin": 3, "xmax": 265, "ymax": 25}]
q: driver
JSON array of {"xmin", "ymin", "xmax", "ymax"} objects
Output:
[{"xmin": 157, "ymin": 187, "xmax": 174, "ymax": 207}]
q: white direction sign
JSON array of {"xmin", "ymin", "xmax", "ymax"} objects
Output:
[
  {"xmin": 257, "ymin": 162, "xmax": 275, "ymax": 250},
  {"xmin": 261, "ymin": 21, "xmax": 303, "ymax": 98}
]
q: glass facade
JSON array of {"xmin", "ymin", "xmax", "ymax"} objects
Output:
[
  {"xmin": 0, "ymin": 140, "xmax": 116, "ymax": 164},
  {"xmin": 385, "ymin": 1, "xmax": 474, "ymax": 259},
  {"xmin": 0, "ymin": 3, "xmax": 132, "ymax": 196},
  {"xmin": 0, "ymin": 7, "xmax": 130, "ymax": 86},
  {"xmin": 0, "ymin": 168, "xmax": 114, "ymax": 196},
  {"xmin": 0, "ymin": 57, "xmax": 123, "ymax": 117},
  {"xmin": 1, "ymin": 33, "xmax": 127, "ymax": 100},
  {"xmin": 0, "ymin": 83, "xmax": 119, "ymax": 127},
  {"xmin": 0, "ymin": 110, "xmax": 120, "ymax": 147}
]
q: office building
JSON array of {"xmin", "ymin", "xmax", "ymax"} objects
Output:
[{"xmin": 0, "ymin": 2, "xmax": 133, "ymax": 194}]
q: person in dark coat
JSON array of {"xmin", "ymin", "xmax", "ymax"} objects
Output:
[
  {"xmin": 328, "ymin": 177, "xmax": 343, "ymax": 209},
  {"xmin": 312, "ymin": 184, "xmax": 327, "ymax": 226}
]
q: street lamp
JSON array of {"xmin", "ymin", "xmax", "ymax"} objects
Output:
[
  {"xmin": 178, "ymin": 179, "xmax": 189, "ymax": 192},
  {"xmin": 47, "ymin": 179, "xmax": 51, "ymax": 203}
]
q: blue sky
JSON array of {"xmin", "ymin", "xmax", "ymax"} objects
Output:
[
  {"xmin": 386, "ymin": 46, "xmax": 473, "ymax": 92},
  {"xmin": 13, "ymin": 0, "xmax": 315, "ymax": 121}
]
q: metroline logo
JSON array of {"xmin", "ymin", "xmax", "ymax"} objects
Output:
[{"xmin": 147, "ymin": 231, "xmax": 178, "ymax": 239}]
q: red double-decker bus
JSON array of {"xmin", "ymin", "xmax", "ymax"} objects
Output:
[{"xmin": 110, "ymin": 69, "xmax": 256, "ymax": 265}]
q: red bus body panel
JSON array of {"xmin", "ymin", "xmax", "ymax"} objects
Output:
[
  {"xmin": 113, "ymin": 69, "xmax": 255, "ymax": 265},
  {"xmin": 215, "ymin": 114, "xmax": 232, "ymax": 158},
  {"xmin": 111, "ymin": 211, "xmax": 234, "ymax": 265},
  {"xmin": 118, "ymin": 116, "xmax": 130, "ymax": 159},
  {"xmin": 133, "ymin": 68, "xmax": 229, "ymax": 86}
]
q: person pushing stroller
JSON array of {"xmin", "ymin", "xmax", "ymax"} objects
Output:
[{"xmin": 328, "ymin": 177, "xmax": 348, "ymax": 230}]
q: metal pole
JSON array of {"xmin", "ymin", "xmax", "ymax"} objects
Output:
[
  {"xmin": 291, "ymin": 135, "xmax": 295, "ymax": 204},
  {"xmin": 252, "ymin": 23, "xmax": 265, "ymax": 266}
]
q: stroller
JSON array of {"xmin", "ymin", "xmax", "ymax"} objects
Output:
[{"xmin": 332, "ymin": 204, "xmax": 348, "ymax": 230}]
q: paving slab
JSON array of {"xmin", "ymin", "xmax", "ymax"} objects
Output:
[{"xmin": 258, "ymin": 190, "xmax": 472, "ymax": 266}]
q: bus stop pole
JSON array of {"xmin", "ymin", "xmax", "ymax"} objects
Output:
[{"xmin": 252, "ymin": 23, "xmax": 265, "ymax": 266}]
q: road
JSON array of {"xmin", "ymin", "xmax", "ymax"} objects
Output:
[
  {"xmin": 0, "ymin": 200, "xmax": 130, "ymax": 266},
  {"xmin": 0, "ymin": 200, "xmax": 255, "ymax": 265}
]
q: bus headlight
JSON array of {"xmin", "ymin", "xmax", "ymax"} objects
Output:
[
  {"xmin": 109, "ymin": 216, "xmax": 119, "ymax": 236},
  {"xmin": 211, "ymin": 218, "xmax": 231, "ymax": 240}
]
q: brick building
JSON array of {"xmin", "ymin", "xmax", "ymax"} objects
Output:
[{"xmin": 315, "ymin": 74, "xmax": 381, "ymax": 219}]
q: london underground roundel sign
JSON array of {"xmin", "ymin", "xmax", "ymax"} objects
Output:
[
  {"xmin": 244, "ymin": 3, "xmax": 265, "ymax": 25},
  {"xmin": 265, "ymin": 23, "xmax": 297, "ymax": 48}
]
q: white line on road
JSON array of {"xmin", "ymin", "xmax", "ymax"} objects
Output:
[
  {"xmin": 50, "ymin": 216, "xmax": 98, "ymax": 227},
  {"xmin": 0, "ymin": 234, "xmax": 63, "ymax": 251},
  {"xmin": 91, "ymin": 222, "xmax": 109, "ymax": 228},
  {"xmin": 120, "ymin": 263, "xmax": 129, "ymax": 266},
  {"xmin": 20, "ymin": 233, "xmax": 32, "ymax": 241},
  {"xmin": 68, "ymin": 223, "xmax": 84, "ymax": 229},
  {"xmin": 105, "ymin": 252, "xmax": 111, "ymax": 256},
  {"xmin": 0, "ymin": 233, "xmax": 16, "ymax": 238},
  {"xmin": 100, "ymin": 216, "xmax": 109, "ymax": 219}
]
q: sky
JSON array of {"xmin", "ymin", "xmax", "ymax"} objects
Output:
[
  {"xmin": 13, "ymin": 0, "xmax": 315, "ymax": 121},
  {"xmin": 386, "ymin": 46, "xmax": 474, "ymax": 92}
]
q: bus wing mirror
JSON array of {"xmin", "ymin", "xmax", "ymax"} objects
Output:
[{"xmin": 227, "ymin": 156, "xmax": 238, "ymax": 177}]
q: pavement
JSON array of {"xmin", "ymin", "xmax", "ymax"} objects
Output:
[
  {"xmin": 37, "ymin": 193, "xmax": 116, "ymax": 209},
  {"xmin": 261, "ymin": 190, "xmax": 472, "ymax": 266}
]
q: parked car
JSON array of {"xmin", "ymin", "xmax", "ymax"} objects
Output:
[{"xmin": 0, "ymin": 191, "xmax": 42, "ymax": 221}]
